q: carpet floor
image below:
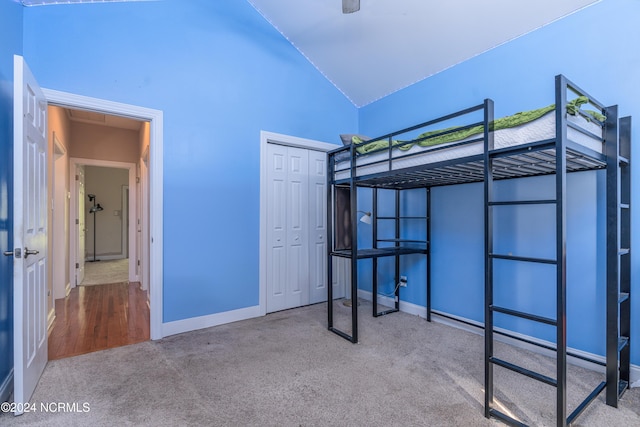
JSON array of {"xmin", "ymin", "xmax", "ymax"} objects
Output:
[
  {"xmin": 1, "ymin": 301, "xmax": 638, "ymax": 426},
  {"xmin": 81, "ymin": 259, "xmax": 129, "ymax": 286}
]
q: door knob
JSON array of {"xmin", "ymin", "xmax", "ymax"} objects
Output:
[{"xmin": 24, "ymin": 248, "xmax": 39, "ymax": 259}]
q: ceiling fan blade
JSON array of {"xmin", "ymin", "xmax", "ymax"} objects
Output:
[{"xmin": 342, "ymin": 0, "xmax": 360, "ymax": 14}]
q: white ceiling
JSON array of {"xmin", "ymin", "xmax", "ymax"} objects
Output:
[
  {"xmin": 21, "ymin": 0, "xmax": 600, "ymax": 107},
  {"xmin": 248, "ymin": 0, "xmax": 600, "ymax": 106},
  {"xmin": 65, "ymin": 108, "xmax": 143, "ymax": 131}
]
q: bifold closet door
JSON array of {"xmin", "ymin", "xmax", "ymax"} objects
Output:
[
  {"xmin": 266, "ymin": 144, "xmax": 311, "ymax": 312},
  {"xmin": 308, "ymin": 149, "xmax": 328, "ymax": 304}
]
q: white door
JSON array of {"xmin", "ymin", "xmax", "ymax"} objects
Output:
[
  {"xmin": 76, "ymin": 165, "xmax": 86, "ymax": 285},
  {"xmin": 266, "ymin": 144, "xmax": 310, "ymax": 312},
  {"xmin": 308, "ymin": 150, "xmax": 328, "ymax": 304},
  {"xmin": 332, "ymin": 258, "xmax": 348, "ymax": 300},
  {"xmin": 12, "ymin": 55, "xmax": 48, "ymax": 412}
]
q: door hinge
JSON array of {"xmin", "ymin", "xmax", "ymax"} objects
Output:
[
  {"xmin": 137, "ymin": 260, "xmax": 140, "ymax": 266},
  {"xmin": 76, "ymin": 263, "xmax": 79, "ymax": 268},
  {"xmin": 76, "ymin": 218, "xmax": 79, "ymax": 225},
  {"xmin": 75, "ymin": 174, "xmax": 79, "ymax": 181}
]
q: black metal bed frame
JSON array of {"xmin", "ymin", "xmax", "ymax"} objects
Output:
[{"xmin": 325, "ymin": 75, "xmax": 631, "ymax": 427}]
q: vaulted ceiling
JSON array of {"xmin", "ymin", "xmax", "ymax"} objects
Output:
[
  {"xmin": 22, "ymin": 0, "xmax": 600, "ymax": 107},
  {"xmin": 247, "ymin": 0, "xmax": 600, "ymax": 106}
]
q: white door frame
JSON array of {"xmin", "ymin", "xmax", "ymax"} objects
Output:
[
  {"xmin": 43, "ymin": 88, "xmax": 163, "ymax": 340},
  {"xmin": 259, "ymin": 131, "xmax": 338, "ymax": 315},
  {"xmin": 69, "ymin": 159, "xmax": 136, "ymax": 274},
  {"xmin": 122, "ymin": 185, "xmax": 129, "ymax": 258}
]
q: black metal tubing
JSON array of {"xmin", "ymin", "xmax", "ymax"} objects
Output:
[
  {"xmin": 489, "ymin": 138, "xmax": 557, "ymax": 158},
  {"xmin": 566, "ymin": 382, "xmax": 606, "ymax": 425},
  {"xmin": 490, "ymin": 356, "xmax": 557, "ymax": 387},
  {"xmin": 329, "ymin": 327, "xmax": 356, "ymax": 343},
  {"xmin": 372, "ymin": 188, "xmax": 379, "ymax": 317},
  {"xmin": 484, "ymin": 97, "xmax": 495, "ymax": 419},
  {"xmin": 489, "ymin": 409, "xmax": 527, "ymax": 427},
  {"xmin": 363, "ymin": 102, "xmax": 486, "ymax": 145},
  {"xmin": 566, "ymin": 120, "xmax": 603, "ymax": 142},
  {"xmin": 359, "ymin": 121, "xmax": 485, "ymax": 157},
  {"xmin": 489, "ymin": 199, "xmax": 556, "ymax": 206},
  {"xmin": 331, "ymin": 247, "xmax": 428, "ymax": 259},
  {"xmin": 376, "ymin": 308, "xmax": 399, "ymax": 317},
  {"xmin": 326, "ymin": 75, "xmax": 624, "ymax": 426},
  {"xmin": 426, "ymin": 187, "xmax": 431, "ymax": 322},
  {"xmin": 605, "ymin": 105, "xmax": 620, "ymax": 406},
  {"xmin": 555, "ymin": 73, "xmax": 569, "ymax": 427},
  {"xmin": 619, "ymin": 116, "xmax": 631, "ymax": 400},
  {"xmin": 350, "ymin": 147, "xmax": 359, "ymax": 344},
  {"xmin": 431, "ymin": 309, "xmax": 606, "ymax": 367},
  {"xmin": 327, "ymin": 153, "xmax": 334, "ymax": 331},
  {"xmin": 489, "ymin": 253, "xmax": 557, "ymax": 265},
  {"xmin": 490, "ymin": 305, "xmax": 557, "ymax": 326},
  {"xmin": 394, "ymin": 190, "xmax": 401, "ymax": 312}
]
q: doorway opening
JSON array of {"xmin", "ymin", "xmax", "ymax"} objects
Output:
[{"xmin": 45, "ymin": 89, "xmax": 163, "ymax": 360}]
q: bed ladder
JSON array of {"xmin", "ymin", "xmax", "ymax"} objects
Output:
[
  {"xmin": 483, "ymin": 95, "xmax": 576, "ymax": 427},
  {"xmin": 606, "ymin": 113, "xmax": 631, "ymax": 407},
  {"xmin": 484, "ymin": 76, "xmax": 614, "ymax": 427}
]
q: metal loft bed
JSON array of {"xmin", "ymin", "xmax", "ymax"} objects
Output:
[{"xmin": 325, "ymin": 75, "xmax": 631, "ymax": 427}]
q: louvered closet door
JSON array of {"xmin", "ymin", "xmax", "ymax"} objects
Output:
[{"xmin": 266, "ymin": 144, "xmax": 311, "ymax": 312}]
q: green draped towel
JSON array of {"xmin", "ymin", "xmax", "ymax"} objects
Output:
[{"xmin": 351, "ymin": 96, "xmax": 604, "ymax": 155}]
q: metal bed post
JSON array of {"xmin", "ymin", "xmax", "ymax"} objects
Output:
[
  {"xmin": 483, "ymin": 98, "xmax": 495, "ymax": 420},
  {"xmin": 327, "ymin": 151, "xmax": 334, "ymax": 331},
  {"xmin": 372, "ymin": 188, "xmax": 379, "ymax": 317},
  {"xmin": 350, "ymin": 147, "xmax": 359, "ymax": 343},
  {"xmin": 394, "ymin": 189, "xmax": 401, "ymax": 312},
  {"xmin": 606, "ymin": 108, "xmax": 631, "ymax": 407},
  {"xmin": 618, "ymin": 116, "xmax": 632, "ymax": 404},
  {"xmin": 426, "ymin": 187, "xmax": 431, "ymax": 322},
  {"xmin": 554, "ymin": 74, "xmax": 568, "ymax": 427}
]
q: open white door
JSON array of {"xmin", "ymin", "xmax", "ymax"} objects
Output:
[
  {"xmin": 76, "ymin": 165, "xmax": 86, "ymax": 285},
  {"xmin": 12, "ymin": 55, "xmax": 48, "ymax": 413}
]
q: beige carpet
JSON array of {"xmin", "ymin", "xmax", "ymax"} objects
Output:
[
  {"xmin": 81, "ymin": 258, "xmax": 129, "ymax": 286},
  {"xmin": 1, "ymin": 301, "xmax": 638, "ymax": 426}
]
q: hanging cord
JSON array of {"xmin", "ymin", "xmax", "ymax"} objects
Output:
[{"xmin": 377, "ymin": 280, "xmax": 402, "ymax": 298}]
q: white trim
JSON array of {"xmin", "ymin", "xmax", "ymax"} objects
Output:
[
  {"xmin": 43, "ymin": 88, "xmax": 164, "ymax": 340},
  {"xmin": 162, "ymin": 305, "xmax": 262, "ymax": 338},
  {"xmin": 122, "ymin": 185, "xmax": 130, "ymax": 265},
  {"xmin": 356, "ymin": 289, "xmax": 640, "ymax": 386},
  {"xmin": 47, "ymin": 308, "xmax": 55, "ymax": 331},
  {"xmin": 53, "ymin": 131, "xmax": 66, "ymax": 156},
  {"xmin": 259, "ymin": 131, "xmax": 339, "ymax": 315}
]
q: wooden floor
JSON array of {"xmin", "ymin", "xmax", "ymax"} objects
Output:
[{"xmin": 48, "ymin": 281, "xmax": 150, "ymax": 360}]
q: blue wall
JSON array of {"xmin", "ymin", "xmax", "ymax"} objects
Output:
[
  {"xmin": 0, "ymin": 0, "xmax": 22, "ymax": 403},
  {"xmin": 8, "ymin": 0, "xmax": 639, "ymax": 371},
  {"xmin": 359, "ymin": 0, "xmax": 640, "ymax": 363},
  {"xmin": 21, "ymin": 0, "xmax": 355, "ymax": 322}
]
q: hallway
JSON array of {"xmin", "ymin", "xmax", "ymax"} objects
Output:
[{"xmin": 48, "ymin": 282, "xmax": 150, "ymax": 360}]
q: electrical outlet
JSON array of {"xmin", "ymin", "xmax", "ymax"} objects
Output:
[{"xmin": 400, "ymin": 276, "xmax": 408, "ymax": 287}]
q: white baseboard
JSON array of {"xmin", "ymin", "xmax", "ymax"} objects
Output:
[
  {"xmin": 47, "ymin": 308, "xmax": 56, "ymax": 331},
  {"xmin": 65, "ymin": 282, "xmax": 71, "ymax": 297},
  {"xmin": 0, "ymin": 369, "xmax": 13, "ymax": 404},
  {"xmin": 357, "ymin": 290, "xmax": 640, "ymax": 386},
  {"xmin": 161, "ymin": 304, "xmax": 262, "ymax": 338}
]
